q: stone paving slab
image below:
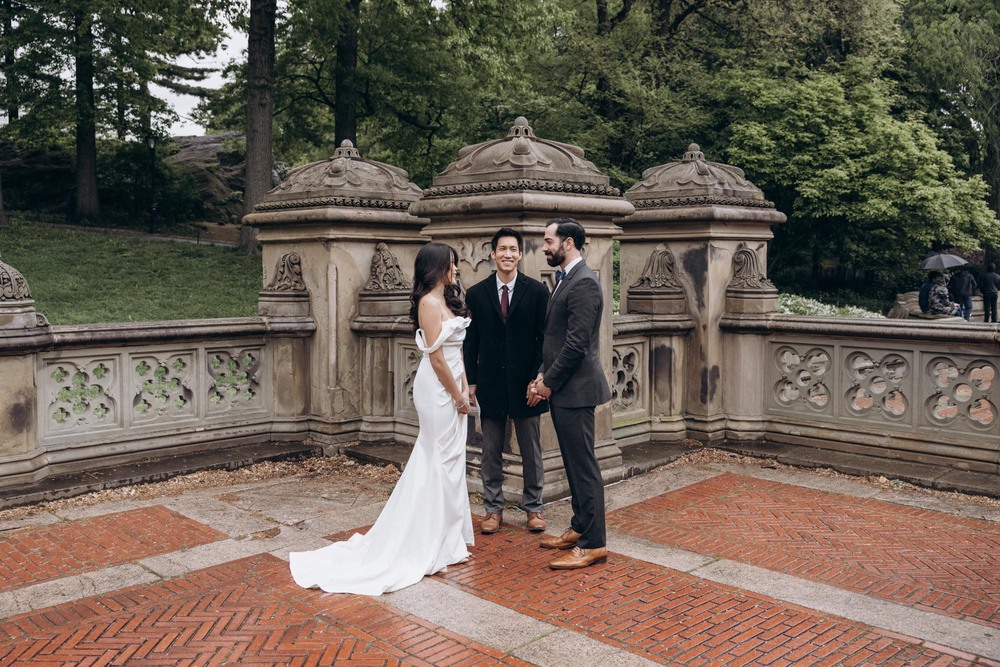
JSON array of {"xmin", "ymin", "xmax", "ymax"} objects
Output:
[
  {"xmin": 607, "ymin": 473, "xmax": 1000, "ymax": 628},
  {"xmin": 0, "ymin": 554, "xmax": 532, "ymax": 667},
  {"xmin": 0, "ymin": 505, "xmax": 226, "ymax": 593},
  {"xmin": 1, "ymin": 455, "xmax": 999, "ymax": 666},
  {"xmin": 434, "ymin": 526, "xmax": 984, "ymax": 666}
]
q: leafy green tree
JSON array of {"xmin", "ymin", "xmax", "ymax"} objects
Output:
[
  {"xmin": 899, "ymin": 0, "xmax": 1000, "ymax": 222},
  {"xmin": 1, "ymin": 0, "xmax": 234, "ymax": 223},
  {"xmin": 723, "ymin": 62, "xmax": 999, "ymax": 285}
]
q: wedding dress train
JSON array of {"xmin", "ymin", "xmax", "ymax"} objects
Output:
[{"xmin": 289, "ymin": 316, "xmax": 474, "ymax": 595}]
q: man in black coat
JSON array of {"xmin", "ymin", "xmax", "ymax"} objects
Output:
[{"xmin": 464, "ymin": 228, "xmax": 550, "ymax": 535}]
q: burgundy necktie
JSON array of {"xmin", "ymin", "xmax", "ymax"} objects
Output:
[{"xmin": 501, "ymin": 284, "xmax": 509, "ymax": 321}]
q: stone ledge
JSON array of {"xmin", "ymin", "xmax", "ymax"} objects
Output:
[
  {"xmin": 0, "ymin": 440, "xmax": 323, "ymax": 510},
  {"xmin": 717, "ymin": 441, "xmax": 1000, "ymax": 499}
]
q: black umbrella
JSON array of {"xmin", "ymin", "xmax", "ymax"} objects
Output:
[{"xmin": 919, "ymin": 253, "xmax": 968, "ymax": 270}]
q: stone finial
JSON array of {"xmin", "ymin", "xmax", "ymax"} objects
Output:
[
  {"xmin": 0, "ymin": 257, "xmax": 31, "ymax": 301},
  {"xmin": 0, "ymin": 256, "xmax": 49, "ymax": 329},
  {"xmin": 626, "ymin": 143, "xmax": 774, "ymax": 209},
  {"xmin": 418, "ymin": 116, "xmax": 621, "ymax": 199},
  {"xmin": 253, "ymin": 139, "xmax": 423, "ymax": 213}
]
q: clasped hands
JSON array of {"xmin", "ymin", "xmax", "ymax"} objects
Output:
[
  {"xmin": 526, "ymin": 374, "xmax": 552, "ymax": 408},
  {"xmin": 454, "ymin": 388, "xmax": 471, "ymax": 415}
]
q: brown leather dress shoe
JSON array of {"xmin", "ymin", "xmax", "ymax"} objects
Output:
[
  {"xmin": 526, "ymin": 512, "xmax": 546, "ymax": 532},
  {"xmin": 480, "ymin": 513, "xmax": 502, "ymax": 534},
  {"xmin": 539, "ymin": 528, "xmax": 581, "ymax": 549},
  {"xmin": 549, "ymin": 546, "xmax": 608, "ymax": 570}
]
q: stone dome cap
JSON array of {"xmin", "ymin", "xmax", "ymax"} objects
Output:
[
  {"xmin": 254, "ymin": 139, "xmax": 424, "ymax": 212},
  {"xmin": 423, "ymin": 116, "xmax": 620, "ymax": 198},
  {"xmin": 626, "ymin": 143, "xmax": 774, "ymax": 209},
  {"xmin": 0, "ymin": 256, "xmax": 31, "ymax": 301}
]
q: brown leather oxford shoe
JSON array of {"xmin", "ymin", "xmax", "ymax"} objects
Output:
[
  {"xmin": 549, "ymin": 546, "xmax": 608, "ymax": 570},
  {"xmin": 480, "ymin": 513, "xmax": 502, "ymax": 534},
  {"xmin": 539, "ymin": 527, "xmax": 581, "ymax": 549},
  {"xmin": 526, "ymin": 512, "xmax": 546, "ymax": 532}
]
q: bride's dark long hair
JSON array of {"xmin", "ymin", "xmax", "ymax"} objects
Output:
[{"xmin": 409, "ymin": 242, "xmax": 468, "ymax": 328}]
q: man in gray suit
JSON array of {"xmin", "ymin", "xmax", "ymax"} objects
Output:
[{"xmin": 527, "ymin": 218, "xmax": 611, "ymax": 570}]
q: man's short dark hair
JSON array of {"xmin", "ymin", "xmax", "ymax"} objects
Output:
[
  {"xmin": 491, "ymin": 227, "xmax": 523, "ymax": 252},
  {"xmin": 546, "ymin": 217, "xmax": 586, "ymax": 251},
  {"xmin": 929, "ymin": 271, "xmax": 941, "ymax": 281}
]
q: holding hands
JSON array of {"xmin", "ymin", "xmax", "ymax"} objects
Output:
[{"xmin": 526, "ymin": 373, "xmax": 552, "ymax": 408}]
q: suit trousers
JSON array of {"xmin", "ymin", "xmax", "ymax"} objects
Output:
[
  {"xmin": 550, "ymin": 404, "xmax": 606, "ymax": 549},
  {"xmin": 480, "ymin": 415, "xmax": 544, "ymax": 514}
]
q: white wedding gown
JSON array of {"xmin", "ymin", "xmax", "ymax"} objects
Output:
[{"xmin": 289, "ymin": 316, "xmax": 474, "ymax": 595}]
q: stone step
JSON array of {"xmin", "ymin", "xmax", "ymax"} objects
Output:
[
  {"xmin": 0, "ymin": 440, "xmax": 323, "ymax": 510},
  {"xmin": 344, "ymin": 440, "xmax": 699, "ymax": 479}
]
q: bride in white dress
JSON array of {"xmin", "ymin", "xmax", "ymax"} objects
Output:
[{"xmin": 290, "ymin": 242, "xmax": 474, "ymax": 596}]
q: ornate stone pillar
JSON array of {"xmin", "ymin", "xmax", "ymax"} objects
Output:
[
  {"xmin": 244, "ymin": 140, "xmax": 427, "ymax": 448},
  {"xmin": 618, "ymin": 144, "xmax": 786, "ymax": 443},
  {"xmin": 409, "ymin": 117, "xmax": 635, "ymax": 500},
  {"xmin": 0, "ymin": 258, "xmax": 50, "ymax": 463}
]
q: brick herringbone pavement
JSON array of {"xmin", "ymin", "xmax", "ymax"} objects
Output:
[
  {"xmin": 437, "ymin": 526, "xmax": 980, "ymax": 666},
  {"xmin": 608, "ymin": 473, "xmax": 1000, "ymax": 629},
  {"xmin": 0, "ymin": 554, "xmax": 531, "ymax": 667},
  {"xmin": 0, "ymin": 505, "xmax": 226, "ymax": 592}
]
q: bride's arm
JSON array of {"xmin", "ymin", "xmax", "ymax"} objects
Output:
[{"xmin": 419, "ymin": 296, "xmax": 469, "ymax": 414}]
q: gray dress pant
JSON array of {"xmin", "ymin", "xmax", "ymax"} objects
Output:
[
  {"xmin": 480, "ymin": 415, "xmax": 544, "ymax": 514},
  {"xmin": 550, "ymin": 404, "xmax": 606, "ymax": 549}
]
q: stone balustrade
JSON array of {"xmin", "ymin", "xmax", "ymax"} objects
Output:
[{"xmin": 1, "ymin": 129, "xmax": 996, "ymax": 497}]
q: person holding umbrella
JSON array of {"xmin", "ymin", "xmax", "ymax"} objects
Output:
[{"xmin": 928, "ymin": 272, "xmax": 961, "ymax": 316}]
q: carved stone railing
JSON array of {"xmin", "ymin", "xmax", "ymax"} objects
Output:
[
  {"xmin": 0, "ymin": 316, "xmax": 314, "ymax": 490},
  {"xmin": 719, "ymin": 315, "xmax": 1000, "ymax": 473}
]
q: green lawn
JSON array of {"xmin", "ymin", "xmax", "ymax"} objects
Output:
[{"xmin": 0, "ymin": 217, "xmax": 261, "ymax": 325}]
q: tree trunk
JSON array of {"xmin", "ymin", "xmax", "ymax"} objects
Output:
[
  {"xmin": 242, "ymin": 0, "xmax": 277, "ymax": 253},
  {"xmin": 334, "ymin": 0, "xmax": 362, "ymax": 146},
  {"xmin": 73, "ymin": 7, "xmax": 100, "ymax": 224},
  {"xmin": 3, "ymin": 0, "xmax": 17, "ymax": 122},
  {"xmin": 0, "ymin": 164, "xmax": 9, "ymax": 226}
]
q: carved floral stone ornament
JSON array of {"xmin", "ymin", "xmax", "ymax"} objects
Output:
[
  {"xmin": 264, "ymin": 252, "xmax": 307, "ymax": 292},
  {"xmin": 364, "ymin": 243, "xmax": 410, "ymax": 291},
  {"xmin": 728, "ymin": 242, "xmax": 776, "ymax": 291},
  {"xmin": 254, "ymin": 139, "xmax": 423, "ymax": 212},
  {"xmin": 625, "ymin": 143, "xmax": 775, "ymax": 209},
  {"xmin": 0, "ymin": 256, "xmax": 31, "ymax": 301},
  {"xmin": 629, "ymin": 245, "xmax": 683, "ymax": 292},
  {"xmin": 420, "ymin": 117, "xmax": 621, "ymax": 199}
]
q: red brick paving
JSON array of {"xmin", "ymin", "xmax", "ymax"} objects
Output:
[
  {"xmin": 0, "ymin": 553, "xmax": 531, "ymax": 667},
  {"xmin": 606, "ymin": 473, "xmax": 1000, "ymax": 628},
  {"xmin": 0, "ymin": 505, "xmax": 226, "ymax": 592},
  {"xmin": 436, "ymin": 526, "xmax": 983, "ymax": 666}
]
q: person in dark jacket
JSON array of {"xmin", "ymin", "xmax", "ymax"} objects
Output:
[
  {"xmin": 948, "ymin": 268, "xmax": 977, "ymax": 321},
  {"xmin": 918, "ymin": 272, "xmax": 938, "ymax": 314},
  {"xmin": 980, "ymin": 263, "xmax": 1000, "ymax": 323},
  {"xmin": 463, "ymin": 228, "xmax": 549, "ymax": 535}
]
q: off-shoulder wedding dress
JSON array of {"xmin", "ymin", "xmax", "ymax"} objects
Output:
[{"xmin": 289, "ymin": 316, "xmax": 474, "ymax": 595}]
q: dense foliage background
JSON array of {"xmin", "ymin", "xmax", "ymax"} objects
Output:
[{"xmin": 2, "ymin": 0, "xmax": 999, "ymax": 308}]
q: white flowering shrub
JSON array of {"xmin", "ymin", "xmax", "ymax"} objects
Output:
[{"xmin": 778, "ymin": 293, "xmax": 884, "ymax": 319}]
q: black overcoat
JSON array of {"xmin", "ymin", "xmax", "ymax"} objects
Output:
[{"xmin": 463, "ymin": 272, "xmax": 549, "ymax": 419}]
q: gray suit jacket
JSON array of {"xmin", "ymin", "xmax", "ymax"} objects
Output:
[{"xmin": 541, "ymin": 260, "xmax": 612, "ymax": 408}]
